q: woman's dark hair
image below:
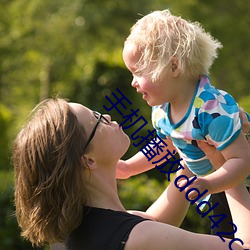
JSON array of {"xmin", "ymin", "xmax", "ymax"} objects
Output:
[{"xmin": 13, "ymin": 98, "xmax": 88, "ymax": 246}]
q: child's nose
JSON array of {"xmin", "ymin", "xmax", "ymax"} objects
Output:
[{"xmin": 131, "ymin": 78, "xmax": 138, "ymax": 88}]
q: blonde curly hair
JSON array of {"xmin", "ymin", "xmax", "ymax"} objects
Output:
[
  {"xmin": 13, "ymin": 98, "xmax": 88, "ymax": 246},
  {"xmin": 125, "ymin": 9, "xmax": 222, "ymax": 81}
]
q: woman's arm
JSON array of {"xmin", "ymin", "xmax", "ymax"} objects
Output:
[
  {"xmin": 144, "ymin": 164, "xmax": 192, "ymax": 226},
  {"xmin": 126, "ymin": 112, "xmax": 250, "ymax": 249},
  {"xmin": 129, "ymin": 164, "xmax": 193, "ymax": 226},
  {"xmin": 125, "ymin": 183, "xmax": 250, "ymax": 250},
  {"xmin": 225, "ymin": 184, "xmax": 250, "ymax": 243}
]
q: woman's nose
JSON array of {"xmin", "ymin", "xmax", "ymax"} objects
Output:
[{"xmin": 103, "ymin": 114, "xmax": 111, "ymax": 123}]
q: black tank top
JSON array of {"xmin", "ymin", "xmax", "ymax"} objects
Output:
[{"xmin": 66, "ymin": 206, "xmax": 148, "ymax": 250}]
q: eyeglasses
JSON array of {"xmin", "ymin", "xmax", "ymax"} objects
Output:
[{"xmin": 84, "ymin": 111, "xmax": 110, "ymax": 151}]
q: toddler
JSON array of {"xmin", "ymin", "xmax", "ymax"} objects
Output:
[{"xmin": 120, "ymin": 9, "xmax": 250, "ymax": 236}]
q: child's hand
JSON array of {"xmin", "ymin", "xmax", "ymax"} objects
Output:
[
  {"xmin": 177, "ymin": 176, "xmax": 211, "ymax": 200},
  {"xmin": 116, "ymin": 160, "xmax": 131, "ymax": 179}
]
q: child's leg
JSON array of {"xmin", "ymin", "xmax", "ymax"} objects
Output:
[{"xmin": 210, "ymin": 192, "xmax": 234, "ymax": 239}]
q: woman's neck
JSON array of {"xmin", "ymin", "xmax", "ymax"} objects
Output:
[{"xmin": 84, "ymin": 165, "xmax": 126, "ymax": 212}]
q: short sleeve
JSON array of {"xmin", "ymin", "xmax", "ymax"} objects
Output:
[
  {"xmin": 151, "ymin": 105, "xmax": 170, "ymax": 139},
  {"xmin": 197, "ymin": 89, "xmax": 241, "ymax": 151}
]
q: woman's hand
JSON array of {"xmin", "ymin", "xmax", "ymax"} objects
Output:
[
  {"xmin": 197, "ymin": 141, "xmax": 225, "ymax": 170},
  {"xmin": 196, "ymin": 107, "xmax": 250, "ymax": 169},
  {"xmin": 239, "ymin": 107, "xmax": 250, "ymax": 141}
]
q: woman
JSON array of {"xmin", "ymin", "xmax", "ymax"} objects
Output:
[{"xmin": 13, "ymin": 98, "xmax": 250, "ymax": 249}]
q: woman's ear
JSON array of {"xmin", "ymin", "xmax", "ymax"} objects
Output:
[
  {"xmin": 170, "ymin": 57, "xmax": 180, "ymax": 77},
  {"xmin": 82, "ymin": 155, "xmax": 97, "ymax": 169}
]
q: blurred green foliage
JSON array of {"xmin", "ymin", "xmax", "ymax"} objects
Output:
[{"xmin": 0, "ymin": 0, "xmax": 249, "ymax": 249}]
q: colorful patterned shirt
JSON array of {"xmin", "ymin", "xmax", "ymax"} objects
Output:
[{"xmin": 152, "ymin": 75, "xmax": 247, "ymax": 180}]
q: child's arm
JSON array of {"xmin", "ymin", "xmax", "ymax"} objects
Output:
[
  {"xmin": 186, "ymin": 132, "xmax": 250, "ymax": 198},
  {"xmin": 116, "ymin": 152, "xmax": 154, "ymax": 179},
  {"xmin": 116, "ymin": 137, "xmax": 177, "ymax": 179}
]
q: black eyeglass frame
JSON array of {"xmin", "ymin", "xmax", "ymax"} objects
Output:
[{"xmin": 83, "ymin": 111, "xmax": 110, "ymax": 151}]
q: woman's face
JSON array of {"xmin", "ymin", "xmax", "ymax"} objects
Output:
[{"xmin": 68, "ymin": 103, "xmax": 130, "ymax": 162}]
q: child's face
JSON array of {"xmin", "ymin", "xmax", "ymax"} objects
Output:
[{"xmin": 123, "ymin": 43, "xmax": 173, "ymax": 106}]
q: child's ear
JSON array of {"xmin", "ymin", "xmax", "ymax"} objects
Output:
[
  {"xmin": 171, "ymin": 57, "xmax": 180, "ymax": 77},
  {"xmin": 171, "ymin": 63, "xmax": 177, "ymax": 72}
]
